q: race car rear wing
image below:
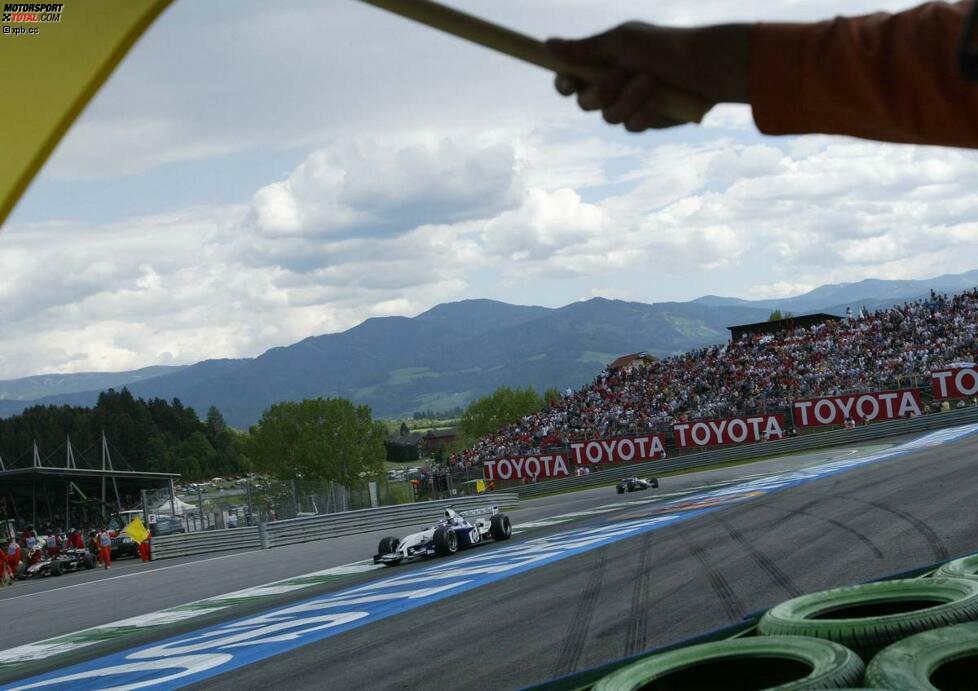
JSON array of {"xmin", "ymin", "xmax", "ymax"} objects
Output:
[{"xmin": 457, "ymin": 505, "xmax": 499, "ymax": 519}]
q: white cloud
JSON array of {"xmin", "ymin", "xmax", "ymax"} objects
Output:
[
  {"xmin": 8, "ymin": 131, "xmax": 978, "ymax": 379},
  {"xmin": 746, "ymin": 281, "xmax": 816, "ymax": 299},
  {"xmin": 245, "ymin": 137, "xmax": 520, "ymax": 244},
  {"xmin": 37, "ymin": 0, "xmax": 921, "ymax": 181},
  {"xmin": 5, "ymin": 0, "xmax": 978, "ymax": 379},
  {"xmin": 482, "ymin": 188, "xmax": 605, "ymax": 263}
]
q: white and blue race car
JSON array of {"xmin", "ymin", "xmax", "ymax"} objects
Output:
[{"xmin": 373, "ymin": 506, "xmax": 512, "ymax": 566}]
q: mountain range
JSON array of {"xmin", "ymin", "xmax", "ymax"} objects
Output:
[{"xmin": 2, "ymin": 270, "xmax": 975, "ymax": 426}]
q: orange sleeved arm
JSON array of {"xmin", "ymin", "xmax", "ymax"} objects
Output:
[{"xmin": 750, "ymin": 2, "xmax": 978, "ymax": 148}]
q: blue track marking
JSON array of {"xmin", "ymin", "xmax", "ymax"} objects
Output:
[{"xmin": 6, "ymin": 424, "xmax": 977, "ymax": 690}]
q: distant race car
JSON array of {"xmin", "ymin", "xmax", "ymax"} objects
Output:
[
  {"xmin": 373, "ymin": 506, "xmax": 512, "ymax": 566},
  {"xmin": 15, "ymin": 546, "xmax": 95, "ymax": 579},
  {"xmin": 616, "ymin": 477, "xmax": 659, "ymax": 494}
]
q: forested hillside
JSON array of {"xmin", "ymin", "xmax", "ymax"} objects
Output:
[{"xmin": 0, "ymin": 389, "xmax": 247, "ymax": 479}]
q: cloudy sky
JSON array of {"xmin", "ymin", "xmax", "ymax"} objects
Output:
[{"xmin": 3, "ymin": 0, "xmax": 977, "ymax": 379}]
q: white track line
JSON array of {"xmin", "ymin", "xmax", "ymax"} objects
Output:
[
  {"xmin": 0, "ymin": 560, "xmax": 383, "ymax": 665},
  {"xmin": 0, "ymin": 548, "xmax": 266, "ymax": 603}
]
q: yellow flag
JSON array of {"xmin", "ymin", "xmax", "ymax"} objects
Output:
[
  {"xmin": 124, "ymin": 516, "xmax": 150, "ymax": 544},
  {"xmin": 0, "ymin": 0, "xmax": 174, "ymax": 227},
  {"xmin": 475, "ymin": 479, "xmax": 485, "ymax": 493}
]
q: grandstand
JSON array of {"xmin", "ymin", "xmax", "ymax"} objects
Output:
[{"xmin": 451, "ymin": 288, "xmax": 978, "ymax": 466}]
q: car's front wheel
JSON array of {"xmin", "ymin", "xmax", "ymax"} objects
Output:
[
  {"xmin": 490, "ymin": 514, "xmax": 512, "ymax": 541},
  {"xmin": 433, "ymin": 527, "xmax": 459, "ymax": 556},
  {"xmin": 377, "ymin": 536, "xmax": 399, "ymax": 555}
]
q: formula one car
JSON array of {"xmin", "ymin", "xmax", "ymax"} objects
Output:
[
  {"xmin": 373, "ymin": 506, "xmax": 512, "ymax": 566},
  {"xmin": 15, "ymin": 546, "xmax": 95, "ymax": 579},
  {"xmin": 616, "ymin": 476, "xmax": 659, "ymax": 494}
]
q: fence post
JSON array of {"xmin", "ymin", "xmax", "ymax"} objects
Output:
[
  {"xmin": 258, "ymin": 521, "xmax": 270, "ymax": 549},
  {"xmin": 195, "ymin": 485, "xmax": 204, "ymax": 531}
]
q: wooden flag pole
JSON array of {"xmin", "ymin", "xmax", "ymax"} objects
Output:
[{"xmin": 356, "ymin": 0, "xmax": 712, "ymax": 124}]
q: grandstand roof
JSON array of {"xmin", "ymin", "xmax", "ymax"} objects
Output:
[
  {"xmin": 608, "ymin": 352, "xmax": 657, "ymax": 371},
  {"xmin": 728, "ymin": 313, "xmax": 842, "ymax": 342},
  {"xmin": 0, "ymin": 466, "xmax": 178, "ymax": 529},
  {"xmin": 0, "ymin": 467, "xmax": 178, "ymax": 482},
  {"xmin": 422, "ymin": 428, "xmax": 457, "ymax": 439}
]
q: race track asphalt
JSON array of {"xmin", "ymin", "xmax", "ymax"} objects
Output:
[
  {"xmin": 0, "ymin": 442, "xmax": 888, "ymax": 651},
  {"xmin": 3, "ymin": 431, "xmax": 974, "ymax": 689},
  {"xmin": 194, "ymin": 432, "xmax": 978, "ymax": 690}
]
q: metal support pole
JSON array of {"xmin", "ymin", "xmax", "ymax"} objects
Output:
[
  {"xmin": 290, "ymin": 479, "xmax": 298, "ymax": 518},
  {"xmin": 246, "ymin": 482, "xmax": 254, "ymax": 526},
  {"xmin": 196, "ymin": 485, "xmax": 204, "ymax": 530},
  {"xmin": 141, "ymin": 489, "xmax": 150, "ymax": 527},
  {"xmin": 168, "ymin": 479, "xmax": 176, "ymax": 517},
  {"xmin": 100, "ymin": 432, "xmax": 107, "ymax": 519}
]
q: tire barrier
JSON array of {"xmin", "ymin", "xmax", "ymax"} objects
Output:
[
  {"xmin": 757, "ymin": 578, "xmax": 978, "ymax": 657},
  {"xmin": 864, "ymin": 621, "xmax": 978, "ymax": 690},
  {"xmin": 591, "ymin": 636, "xmax": 864, "ymax": 690},
  {"xmin": 513, "ymin": 406, "xmax": 978, "ymax": 498},
  {"xmin": 935, "ymin": 553, "xmax": 978, "ymax": 581},
  {"xmin": 151, "ymin": 493, "xmax": 519, "ymax": 559}
]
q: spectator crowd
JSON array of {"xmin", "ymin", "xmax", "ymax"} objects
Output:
[{"xmin": 451, "ymin": 289, "xmax": 978, "ymax": 466}]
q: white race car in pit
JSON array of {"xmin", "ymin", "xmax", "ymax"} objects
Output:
[{"xmin": 373, "ymin": 506, "xmax": 512, "ymax": 566}]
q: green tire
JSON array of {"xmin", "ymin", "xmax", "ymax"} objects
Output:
[
  {"xmin": 593, "ymin": 636, "xmax": 863, "ymax": 690},
  {"xmin": 758, "ymin": 578, "xmax": 978, "ymax": 655},
  {"xmin": 935, "ymin": 554, "xmax": 978, "ymax": 581},
  {"xmin": 865, "ymin": 621, "xmax": 978, "ymax": 690}
]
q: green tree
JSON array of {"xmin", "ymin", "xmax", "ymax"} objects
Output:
[
  {"xmin": 205, "ymin": 406, "xmax": 227, "ymax": 441},
  {"xmin": 0, "ymin": 392, "xmax": 243, "ymax": 481},
  {"xmin": 459, "ymin": 386, "xmax": 544, "ymax": 441},
  {"xmin": 247, "ymin": 398, "xmax": 385, "ymax": 486},
  {"xmin": 543, "ymin": 387, "xmax": 562, "ymax": 407},
  {"xmin": 399, "ymin": 421, "xmax": 410, "ymax": 437},
  {"xmin": 768, "ymin": 310, "xmax": 795, "ymax": 321}
]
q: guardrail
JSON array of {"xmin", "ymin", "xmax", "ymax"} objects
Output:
[
  {"xmin": 513, "ymin": 407, "xmax": 978, "ymax": 499},
  {"xmin": 263, "ymin": 493, "xmax": 519, "ymax": 548},
  {"xmin": 151, "ymin": 493, "xmax": 519, "ymax": 560},
  {"xmin": 151, "ymin": 526, "xmax": 260, "ymax": 560}
]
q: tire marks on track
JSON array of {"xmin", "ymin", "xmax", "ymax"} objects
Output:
[
  {"xmin": 678, "ymin": 526, "xmax": 743, "ymax": 623},
  {"xmin": 755, "ymin": 501, "xmax": 884, "ymax": 559},
  {"xmin": 714, "ymin": 515, "xmax": 802, "ymax": 598},
  {"xmin": 552, "ymin": 548, "xmax": 608, "ymax": 678},
  {"xmin": 807, "ymin": 490, "xmax": 948, "ymax": 561},
  {"xmin": 623, "ymin": 532, "xmax": 654, "ymax": 656}
]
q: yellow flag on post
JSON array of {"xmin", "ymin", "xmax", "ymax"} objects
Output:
[
  {"xmin": 0, "ymin": 0, "xmax": 174, "ymax": 227},
  {"xmin": 124, "ymin": 516, "xmax": 150, "ymax": 544}
]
